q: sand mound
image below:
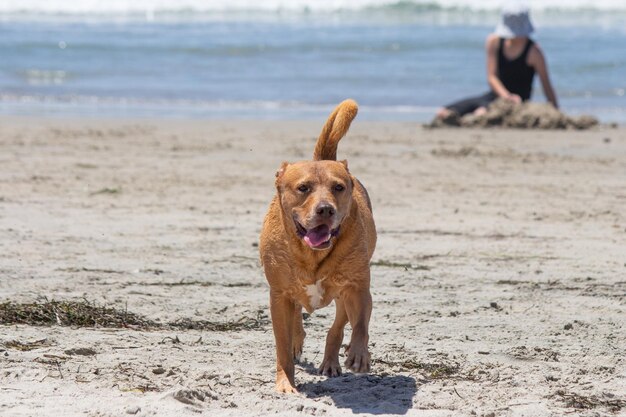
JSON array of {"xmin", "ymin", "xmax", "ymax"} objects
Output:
[{"xmin": 430, "ymin": 99, "xmax": 599, "ymax": 129}]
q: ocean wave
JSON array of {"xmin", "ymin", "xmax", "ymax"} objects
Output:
[
  {"xmin": 0, "ymin": 94, "xmax": 434, "ymax": 111},
  {"xmin": 0, "ymin": 93, "xmax": 436, "ymax": 111},
  {"xmin": 2, "ymin": 0, "xmax": 626, "ymax": 16},
  {"xmin": 0, "ymin": 94, "xmax": 442, "ymax": 120}
]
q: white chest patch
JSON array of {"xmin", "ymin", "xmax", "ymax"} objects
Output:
[{"xmin": 305, "ymin": 280, "xmax": 325, "ymax": 310}]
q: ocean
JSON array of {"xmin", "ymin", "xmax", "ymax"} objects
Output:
[{"xmin": 1, "ymin": 0, "xmax": 625, "ymax": 122}]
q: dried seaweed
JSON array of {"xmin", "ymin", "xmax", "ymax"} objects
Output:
[
  {"xmin": 0, "ymin": 300, "xmax": 152, "ymax": 328},
  {"xmin": 371, "ymin": 260, "xmax": 430, "ymax": 271},
  {"xmin": 0, "ymin": 300, "xmax": 268, "ymax": 332},
  {"xmin": 169, "ymin": 314, "xmax": 267, "ymax": 332},
  {"xmin": 376, "ymin": 358, "xmax": 459, "ymax": 378},
  {"xmin": 552, "ymin": 390, "xmax": 625, "ymax": 412},
  {"xmin": 90, "ymin": 187, "xmax": 121, "ymax": 196},
  {"xmin": 4, "ymin": 338, "xmax": 52, "ymax": 351}
]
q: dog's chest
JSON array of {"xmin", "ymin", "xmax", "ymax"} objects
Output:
[
  {"xmin": 294, "ymin": 277, "xmax": 332, "ymax": 313},
  {"xmin": 304, "ymin": 280, "xmax": 325, "ymax": 311}
]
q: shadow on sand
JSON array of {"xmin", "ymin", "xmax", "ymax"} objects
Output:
[{"xmin": 299, "ymin": 371, "xmax": 417, "ymax": 415}]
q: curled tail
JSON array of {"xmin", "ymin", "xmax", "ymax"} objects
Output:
[{"xmin": 313, "ymin": 99, "xmax": 358, "ymax": 161}]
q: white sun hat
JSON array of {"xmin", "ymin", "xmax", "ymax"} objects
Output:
[{"xmin": 494, "ymin": 3, "xmax": 535, "ymax": 38}]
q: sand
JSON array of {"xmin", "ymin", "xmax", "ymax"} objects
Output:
[
  {"xmin": 429, "ymin": 100, "xmax": 599, "ymax": 130},
  {"xmin": 0, "ymin": 117, "xmax": 624, "ymax": 417}
]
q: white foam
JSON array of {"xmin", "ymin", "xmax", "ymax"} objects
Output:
[{"xmin": 1, "ymin": 0, "xmax": 625, "ymax": 14}]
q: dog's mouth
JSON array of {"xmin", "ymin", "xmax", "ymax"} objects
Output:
[{"xmin": 295, "ymin": 221, "xmax": 340, "ymax": 249}]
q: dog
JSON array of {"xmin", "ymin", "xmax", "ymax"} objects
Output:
[{"xmin": 259, "ymin": 99, "xmax": 376, "ymax": 393}]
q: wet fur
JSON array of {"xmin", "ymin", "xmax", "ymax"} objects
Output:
[{"xmin": 259, "ymin": 99, "xmax": 377, "ymax": 393}]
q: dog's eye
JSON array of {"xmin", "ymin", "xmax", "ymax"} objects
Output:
[
  {"xmin": 334, "ymin": 184, "xmax": 345, "ymax": 192},
  {"xmin": 297, "ymin": 184, "xmax": 309, "ymax": 193}
]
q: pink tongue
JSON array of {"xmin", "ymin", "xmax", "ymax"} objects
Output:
[{"xmin": 303, "ymin": 225, "xmax": 331, "ymax": 248}]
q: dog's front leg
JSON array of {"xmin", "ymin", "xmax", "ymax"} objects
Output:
[
  {"xmin": 319, "ymin": 298, "xmax": 349, "ymax": 377},
  {"xmin": 269, "ymin": 290, "xmax": 298, "ymax": 393},
  {"xmin": 293, "ymin": 304, "xmax": 305, "ymax": 362},
  {"xmin": 343, "ymin": 287, "xmax": 372, "ymax": 373}
]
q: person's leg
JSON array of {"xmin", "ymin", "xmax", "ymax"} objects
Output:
[
  {"xmin": 436, "ymin": 107, "xmax": 453, "ymax": 118},
  {"xmin": 472, "ymin": 92, "xmax": 498, "ymax": 116},
  {"xmin": 473, "ymin": 107, "xmax": 487, "ymax": 116},
  {"xmin": 440, "ymin": 93, "xmax": 489, "ymax": 118}
]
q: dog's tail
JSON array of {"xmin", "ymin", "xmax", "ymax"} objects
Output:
[{"xmin": 313, "ymin": 99, "xmax": 358, "ymax": 161}]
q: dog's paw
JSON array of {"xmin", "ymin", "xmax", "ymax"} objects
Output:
[
  {"xmin": 318, "ymin": 358, "xmax": 342, "ymax": 377},
  {"xmin": 344, "ymin": 345, "xmax": 371, "ymax": 374},
  {"xmin": 293, "ymin": 339, "xmax": 304, "ymax": 362},
  {"xmin": 275, "ymin": 378, "xmax": 299, "ymax": 394}
]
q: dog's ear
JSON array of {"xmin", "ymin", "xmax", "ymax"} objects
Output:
[
  {"xmin": 340, "ymin": 160, "xmax": 355, "ymax": 188},
  {"xmin": 275, "ymin": 161, "xmax": 289, "ymax": 178},
  {"xmin": 275, "ymin": 162, "xmax": 289, "ymax": 188}
]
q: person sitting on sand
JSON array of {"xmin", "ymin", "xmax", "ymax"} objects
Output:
[{"xmin": 437, "ymin": 5, "xmax": 558, "ymax": 120}]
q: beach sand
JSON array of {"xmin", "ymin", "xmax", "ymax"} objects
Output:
[{"xmin": 0, "ymin": 118, "xmax": 624, "ymax": 416}]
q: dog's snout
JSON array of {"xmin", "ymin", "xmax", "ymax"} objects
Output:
[{"xmin": 316, "ymin": 203, "xmax": 335, "ymax": 218}]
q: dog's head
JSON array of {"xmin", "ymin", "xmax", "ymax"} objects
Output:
[{"xmin": 275, "ymin": 160, "xmax": 353, "ymax": 250}]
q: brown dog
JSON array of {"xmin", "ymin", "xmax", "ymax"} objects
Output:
[{"xmin": 259, "ymin": 99, "xmax": 376, "ymax": 393}]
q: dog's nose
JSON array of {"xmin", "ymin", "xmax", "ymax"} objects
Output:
[{"xmin": 316, "ymin": 203, "xmax": 335, "ymax": 218}]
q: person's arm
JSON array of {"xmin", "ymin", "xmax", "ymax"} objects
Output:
[
  {"xmin": 486, "ymin": 34, "xmax": 521, "ymax": 103},
  {"xmin": 529, "ymin": 43, "xmax": 558, "ymax": 108}
]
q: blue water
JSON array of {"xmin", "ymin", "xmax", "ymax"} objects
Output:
[{"xmin": 1, "ymin": 10, "xmax": 625, "ymax": 122}]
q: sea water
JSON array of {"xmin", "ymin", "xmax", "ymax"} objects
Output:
[{"xmin": 1, "ymin": 0, "xmax": 625, "ymax": 122}]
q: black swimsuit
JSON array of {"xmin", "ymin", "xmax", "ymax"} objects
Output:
[{"xmin": 444, "ymin": 38, "xmax": 536, "ymax": 116}]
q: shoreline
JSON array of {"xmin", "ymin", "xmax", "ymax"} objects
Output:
[
  {"xmin": 1, "ymin": 114, "xmax": 623, "ymax": 128},
  {"xmin": 1, "ymin": 102, "xmax": 624, "ymax": 125}
]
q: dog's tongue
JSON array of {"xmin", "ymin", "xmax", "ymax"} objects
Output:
[{"xmin": 303, "ymin": 224, "xmax": 331, "ymax": 248}]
